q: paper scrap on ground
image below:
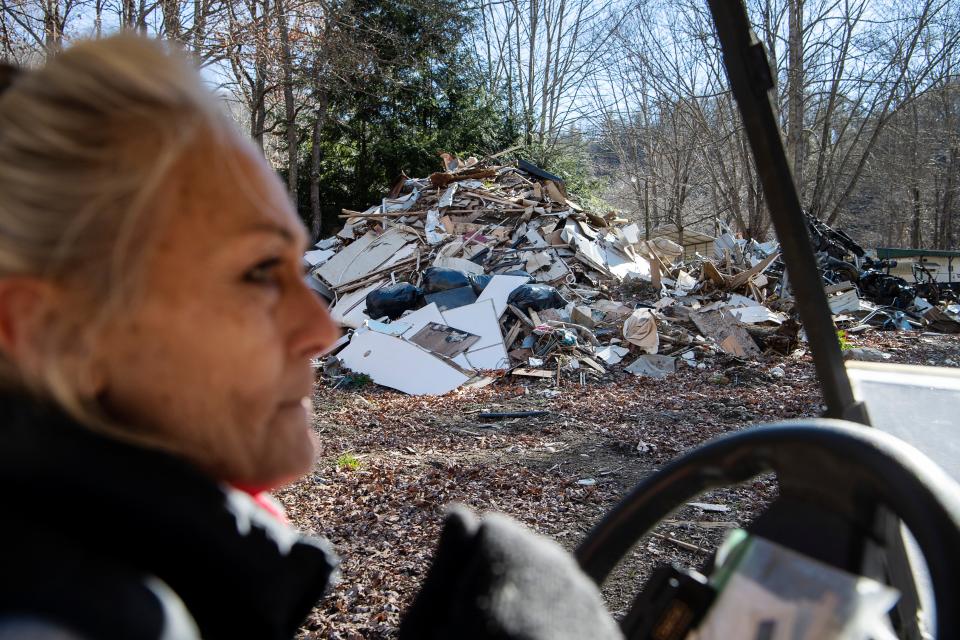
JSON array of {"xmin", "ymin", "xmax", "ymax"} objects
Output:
[
  {"xmin": 595, "ymin": 345, "xmax": 630, "ymax": 365},
  {"xmin": 688, "ymin": 502, "xmax": 730, "ymax": 512},
  {"xmin": 624, "ymin": 354, "xmax": 676, "ymax": 378}
]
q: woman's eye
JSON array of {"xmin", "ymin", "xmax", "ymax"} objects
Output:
[{"xmin": 244, "ymin": 257, "xmax": 282, "ymax": 285}]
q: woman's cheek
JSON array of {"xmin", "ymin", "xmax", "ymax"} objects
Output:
[{"xmin": 217, "ymin": 316, "xmax": 286, "ymax": 389}]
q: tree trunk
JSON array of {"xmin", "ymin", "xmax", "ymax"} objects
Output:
[
  {"xmin": 643, "ymin": 179, "xmax": 650, "ymax": 240},
  {"xmin": 43, "ymin": 0, "xmax": 62, "ymax": 55},
  {"xmin": 276, "ymin": 0, "xmax": 298, "ymax": 210},
  {"xmin": 162, "ymin": 0, "xmax": 181, "ymax": 40},
  {"xmin": 937, "ymin": 145, "xmax": 957, "ymax": 248},
  {"xmin": 910, "ymin": 184, "xmax": 923, "ymax": 248},
  {"xmin": 786, "ymin": 0, "xmax": 804, "ymax": 189},
  {"xmin": 309, "ymin": 92, "xmax": 329, "ymax": 240},
  {"xmin": 125, "ymin": 0, "xmax": 135, "ymax": 29},
  {"xmin": 524, "ymin": 0, "xmax": 538, "ymax": 145},
  {"xmin": 538, "ymin": 20, "xmax": 551, "ymax": 144},
  {"xmin": 192, "ymin": 0, "xmax": 209, "ymax": 57},
  {"xmin": 248, "ymin": 0, "xmax": 269, "ymax": 151},
  {"xmin": 94, "ymin": 0, "xmax": 104, "ymax": 37}
]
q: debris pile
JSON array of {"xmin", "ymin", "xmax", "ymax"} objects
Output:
[
  {"xmin": 304, "ymin": 152, "xmax": 960, "ymax": 395},
  {"xmin": 801, "ymin": 211, "xmax": 960, "ymax": 334}
]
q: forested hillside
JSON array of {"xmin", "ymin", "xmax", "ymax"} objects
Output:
[{"xmin": 3, "ymin": 0, "xmax": 957, "ymax": 249}]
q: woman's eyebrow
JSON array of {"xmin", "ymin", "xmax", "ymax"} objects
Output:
[
  {"xmin": 241, "ymin": 222, "xmax": 308, "ymax": 250},
  {"xmin": 243, "ymin": 222, "xmax": 296, "ymax": 241}
]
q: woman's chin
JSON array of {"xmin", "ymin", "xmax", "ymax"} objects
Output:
[
  {"xmin": 266, "ymin": 415, "xmax": 316, "ymax": 486},
  {"xmin": 229, "ymin": 412, "xmax": 315, "ymax": 491}
]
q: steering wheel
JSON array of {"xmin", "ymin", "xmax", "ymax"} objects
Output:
[{"xmin": 575, "ymin": 420, "xmax": 960, "ymax": 638}]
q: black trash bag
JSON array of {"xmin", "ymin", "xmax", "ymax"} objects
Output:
[
  {"xmin": 468, "ymin": 274, "xmax": 493, "ymax": 295},
  {"xmin": 422, "ymin": 267, "xmax": 471, "ymax": 294},
  {"xmin": 507, "ymin": 284, "xmax": 566, "ymax": 312},
  {"xmin": 365, "ymin": 283, "xmax": 422, "ymax": 320}
]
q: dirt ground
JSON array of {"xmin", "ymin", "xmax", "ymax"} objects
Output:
[{"xmin": 277, "ymin": 331, "xmax": 960, "ymax": 639}]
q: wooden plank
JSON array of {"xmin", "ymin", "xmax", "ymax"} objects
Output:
[
  {"xmin": 748, "ymin": 279, "xmax": 764, "ymax": 304},
  {"xmin": 503, "ymin": 322, "xmax": 523, "ymax": 350},
  {"xmin": 726, "ymin": 253, "xmax": 780, "ymax": 290},
  {"xmin": 443, "ymin": 207, "xmax": 529, "ymax": 214},
  {"xmin": 645, "ymin": 244, "xmax": 671, "ymax": 289},
  {"xmin": 580, "ymin": 357, "xmax": 606, "ymax": 373},
  {"xmin": 429, "ymin": 168, "xmax": 497, "ymax": 188},
  {"xmin": 650, "ymin": 532, "xmax": 709, "ymax": 555},
  {"xmin": 508, "ymin": 304, "xmax": 535, "ymax": 327},
  {"xmin": 332, "ymin": 255, "xmax": 418, "ymax": 294},
  {"xmin": 511, "ymin": 368, "xmax": 554, "ymax": 378},
  {"xmin": 448, "ymin": 210, "xmax": 486, "ymax": 224},
  {"xmin": 823, "ymin": 280, "xmax": 855, "ymax": 294},
  {"xmin": 702, "ymin": 260, "xmax": 727, "ymax": 286},
  {"xmin": 339, "ymin": 210, "xmax": 426, "ymax": 219},
  {"xmin": 543, "ymin": 180, "xmax": 567, "ymax": 205}
]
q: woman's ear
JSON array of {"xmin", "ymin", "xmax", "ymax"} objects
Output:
[{"xmin": 0, "ymin": 277, "xmax": 61, "ymax": 377}]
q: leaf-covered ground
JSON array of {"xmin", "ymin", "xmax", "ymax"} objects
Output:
[{"xmin": 277, "ymin": 332, "xmax": 959, "ymax": 639}]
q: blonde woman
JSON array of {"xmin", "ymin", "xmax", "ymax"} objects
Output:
[
  {"xmin": 0, "ymin": 36, "xmax": 621, "ymax": 640},
  {"xmin": 0, "ymin": 36, "xmax": 340, "ymax": 639}
]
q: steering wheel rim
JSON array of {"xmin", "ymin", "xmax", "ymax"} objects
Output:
[{"xmin": 575, "ymin": 419, "xmax": 960, "ymax": 637}]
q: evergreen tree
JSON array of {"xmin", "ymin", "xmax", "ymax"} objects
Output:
[{"xmin": 297, "ymin": 0, "xmax": 516, "ymax": 236}]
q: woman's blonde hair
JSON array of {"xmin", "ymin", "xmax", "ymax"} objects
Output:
[{"xmin": 0, "ymin": 35, "xmax": 228, "ymax": 423}]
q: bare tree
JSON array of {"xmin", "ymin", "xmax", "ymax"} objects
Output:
[
  {"xmin": 222, "ymin": 0, "xmax": 273, "ymax": 149},
  {"xmin": 595, "ymin": 0, "xmax": 960, "ymax": 249},
  {"xmin": 274, "ymin": 0, "xmax": 296, "ymax": 208},
  {"xmin": 470, "ymin": 0, "xmax": 619, "ymax": 150},
  {"xmin": 1, "ymin": 0, "xmax": 80, "ymax": 58}
]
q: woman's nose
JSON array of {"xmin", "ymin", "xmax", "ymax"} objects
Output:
[{"xmin": 288, "ymin": 277, "xmax": 341, "ymax": 359}]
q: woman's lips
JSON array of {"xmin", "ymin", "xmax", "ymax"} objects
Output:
[{"xmin": 278, "ymin": 397, "xmax": 311, "ymax": 411}]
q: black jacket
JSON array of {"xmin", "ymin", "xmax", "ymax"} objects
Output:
[
  {"xmin": 0, "ymin": 393, "xmax": 338, "ymax": 640},
  {"xmin": 1, "ymin": 393, "xmax": 625, "ymax": 640}
]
